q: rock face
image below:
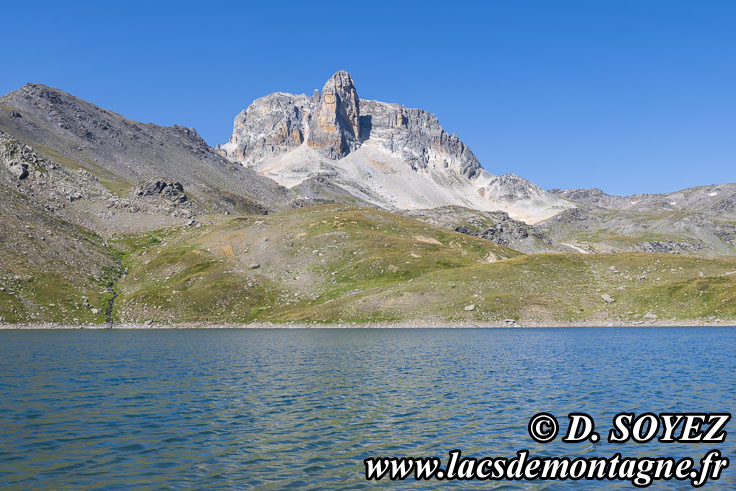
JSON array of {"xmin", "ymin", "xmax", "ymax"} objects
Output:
[
  {"xmin": 358, "ymin": 99, "xmax": 482, "ymax": 179},
  {"xmin": 220, "ymin": 92, "xmax": 309, "ymax": 164},
  {"xmin": 219, "ymin": 70, "xmax": 571, "ymax": 223}
]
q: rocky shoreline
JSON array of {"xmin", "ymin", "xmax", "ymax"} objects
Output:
[{"xmin": 1, "ymin": 319, "xmax": 733, "ymax": 329}]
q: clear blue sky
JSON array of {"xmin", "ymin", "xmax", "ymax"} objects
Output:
[{"xmin": 2, "ymin": 1, "xmax": 734, "ymax": 195}]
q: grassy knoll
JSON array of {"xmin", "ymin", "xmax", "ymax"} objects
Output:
[{"xmin": 111, "ymin": 205, "xmax": 519, "ymax": 323}]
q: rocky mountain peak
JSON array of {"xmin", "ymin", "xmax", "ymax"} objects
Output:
[
  {"xmin": 307, "ymin": 70, "xmax": 362, "ymax": 159},
  {"xmin": 18, "ymin": 83, "xmax": 60, "ymax": 101},
  {"xmin": 218, "ymin": 71, "xmax": 574, "ymax": 222},
  {"xmin": 219, "ymin": 70, "xmax": 483, "ymax": 174}
]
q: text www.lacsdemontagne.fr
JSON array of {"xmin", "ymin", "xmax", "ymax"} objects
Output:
[{"xmin": 364, "ymin": 449, "xmax": 728, "ymax": 487}]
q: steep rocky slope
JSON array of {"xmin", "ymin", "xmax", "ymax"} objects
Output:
[
  {"xmin": 0, "ymin": 84, "xmax": 296, "ymax": 216},
  {"xmin": 219, "ymin": 71, "xmax": 572, "ymax": 223},
  {"xmin": 1, "ymin": 130, "xmax": 205, "ymax": 235}
]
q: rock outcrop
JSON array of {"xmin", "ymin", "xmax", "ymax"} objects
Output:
[
  {"xmin": 131, "ymin": 179, "xmax": 191, "ymax": 207},
  {"xmin": 404, "ymin": 205, "xmax": 561, "ymax": 254}
]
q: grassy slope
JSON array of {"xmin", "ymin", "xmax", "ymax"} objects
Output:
[
  {"xmin": 111, "ymin": 205, "xmax": 520, "ymax": 323},
  {"xmin": 0, "ymin": 185, "xmax": 121, "ymax": 323},
  {"xmin": 109, "ymin": 205, "xmax": 736, "ymax": 324},
  {"xmin": 370, "ymin": 253, "xmax": 736, "ymax": 323}
]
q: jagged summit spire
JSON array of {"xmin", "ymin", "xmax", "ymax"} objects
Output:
[{"xmin": 307, "ymin": 70, "xmax": 362, "ymax": 159}]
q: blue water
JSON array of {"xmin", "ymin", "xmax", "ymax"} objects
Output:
[{"xmin": 0, "ymin": 327, "xmax": 733, "ymax": 489}]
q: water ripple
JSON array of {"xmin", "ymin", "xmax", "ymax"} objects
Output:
[{"xmin": 0, "ymin": 327, "xmax": 734, "ymax": 489}]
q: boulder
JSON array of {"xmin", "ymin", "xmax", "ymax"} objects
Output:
[{"xmin": 133, "ymin": 179, "xmax": 188, "ymax": 205}]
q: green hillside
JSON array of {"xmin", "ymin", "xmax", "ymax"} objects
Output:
[{"xmin": 107, "ymin": 205, "xmax": 736, "ymax": 325}]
